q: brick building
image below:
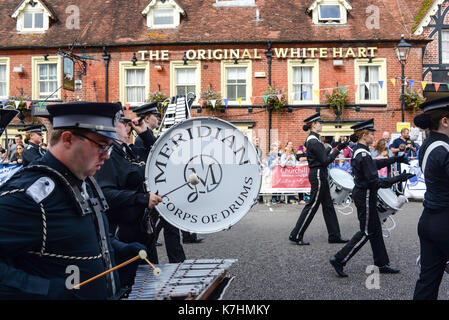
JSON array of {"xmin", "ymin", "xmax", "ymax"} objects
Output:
[{"xmin": 0, "ymin": 0, "xmax": 430, "ymax": 154}]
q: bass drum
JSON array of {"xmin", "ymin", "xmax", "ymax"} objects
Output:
[
  {"xmin": 328, "ymin": 168, "xmax": 354, "ymax": 205},
  {"xmin": 145, "ymin": 117, "xmax": 262, "ymax": 234}
]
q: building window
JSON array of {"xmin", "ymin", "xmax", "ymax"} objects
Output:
[
  {"xmin": 292, "ymin": 67, "xmax": 313, "ymax": 101},
  {"xmin": 38, "ymin": 64, "xmax": 58, "ymax": 100},
  {"xmin": 354, "ymin": 58, "xmax": 387, "ymax": 104},
  {"xmin": 226, "ymin": 67, "xmax": 247, "ymax": 101},
  {"xmin": 23, "ymin": 12, "xmax": 44, "ymax": 29},
  {"xmin": 119, "ymin": 62, "xmax": 150, "ymax": 107},
  {"xmin": 0, "ymin": 58, "xmax": 9, "ymax": 99},
  {"xmin": 318, "ymin": 5, "xmax": 341, "ymax": 23},
  {"xmin": 142, "ymin": 0, "xmax": 185, "ymax": 29},
  {"xmin": 175, "ymin": 68, "xmax": 196, "ymax": 96},
  {"xmin": 153, "ymin": 8, "xmax": 174, "ymax": 26},
  {"xmin": 288, "ymin": 59, "xmax": 319, "ymax": 105},
  {"xmin": 221, "ymin": 60, "xmax": 252, "ymax": 105},
  {"xmin": 170, "ymin": 61, "xmax": 200, "ymax": 103},
  {"xmin": 442, "ymin": 30, "xmax": 449, "ymax": 64},
  {"xmin": 32, "ymin": 56, "xmax": 61, "ymax": 100},
  {"xmin": 307, "ymin": 0, "xmax": 351, "ymax": 25}
]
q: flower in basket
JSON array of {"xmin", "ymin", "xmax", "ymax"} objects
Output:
[
  {"xmin": 4, "ymin": 95, "xmax": 32, "ymax": 112},
  {"xmin": 200, "ymin": 89, "xmax": 223, "ymax": 112},
  {"xmin": 324, "ymin": 87, "xmax": 349, "ymax": 115},
  {"xmin": 147, "ymin": 91, "xmax": 169, "ymax": 114},
  {"xmin": 263, "ymin": 87, "xmax": 287, "ymax": 111},
  {"xmin": 402, "ymin": 88, "xmax": 426, "ymax": 111}
]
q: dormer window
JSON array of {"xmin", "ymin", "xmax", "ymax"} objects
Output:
[
  {"xmin": 307, "ymin": 0, "xmax": 352, "ymax": 25},
  {"xmin": 11, "ymin": 0, "xmax": 56, "ymax": 33},
  {"xmin": 142, "ymin": 0, "xmax": 185, "ymax": 29},
  {"xmin": 318, "ymin": 5, "xmax": 341, "ymax": 23}
]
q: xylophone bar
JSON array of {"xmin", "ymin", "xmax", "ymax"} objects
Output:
[{"xmin": 127, "ymin": 259, "xmax": 237, "ymax": 300}]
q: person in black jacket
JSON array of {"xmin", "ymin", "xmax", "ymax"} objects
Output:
[
  {"xmin": 412, "ymin": 97, "xmax": 449, "ymax": 300},
  {"xmin": 22, "ymin": 126, "xmax": 46, "ymax": 166},
  {"xmin": 132, "ymin": 102, "xmax": 160, "ymax": 151},
  {"xmin": 330, "ymin": 119, "xmax": 414, "ymax": 277},
  {"xmin": 94, "ymin": 114, "xmax": 164, "ymax": 288},
  {"xmin": 289, "ymin": 113, "xmax": 349, "ymax": 245}
]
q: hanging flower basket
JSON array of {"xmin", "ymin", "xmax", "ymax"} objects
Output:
[
  {"xmin": 200, "ymin": 89, "xmax": 224, "ymax": 112},
  {"xmin": 263, "ymin": 86, "xmax": 287, "ymax": 111},
  {"xmin": 402, "ymin": 89, "xmax": 426, "ymax": 112},
  {"xmin": 324, "ymin": 88, "xmax": 349, "ymax": 118}
]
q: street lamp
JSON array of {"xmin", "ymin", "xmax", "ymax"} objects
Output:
[{"xmin": 395, "ymin": 34, "xmax": 412, "ymax": 123}]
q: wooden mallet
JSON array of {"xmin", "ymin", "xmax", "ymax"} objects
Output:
[{"xmin": 73, "ymin": 250, "xmax": 150, "ymax": 289}]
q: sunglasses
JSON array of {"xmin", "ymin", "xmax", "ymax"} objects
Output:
[{"xmin": 73, "ymin": 133, "xmax": 113, "ymax": 155}]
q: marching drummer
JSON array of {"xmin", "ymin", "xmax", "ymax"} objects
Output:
[
  {"xmin": 413, "ymin": 96, "xmax": 449, "ymax": 299},
  {"xmin": 132, "ymin": 102, "xmax": 160, "ymax": 150},
  {"xmin": 0, "ymin": 102, "xmax": 149, "ymax": 299},
  {"xmin": 289, "ymin": 112, "xmax": 349, "ymax": 245},
  {"xmin": 330, "ymin": 119, "xmax": 414, "ymax": 277}
]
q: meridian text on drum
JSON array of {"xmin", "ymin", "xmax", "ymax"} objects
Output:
[{"xmin": 153, "ymin": 124, "xmax": 251, "ymax": 184}]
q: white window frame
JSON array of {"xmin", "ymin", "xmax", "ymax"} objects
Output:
[
  {"xmin": 288, "ymin": 59, "xmax": 320, "ymax": 105},
  {"xmin": 221, "ymin": 60, "xmax": 252, "ymax": 105},
  {"xmin": 170, "ymin": 61, "xmax": 201, "ymax": 104},
  {"xmin": 15, "ymin": 4, "xmax": 50, "ymax": 33},
  {"xmin": 354, "ymin": 58, "xmax": 387, "ymax": 104},
  {"xmin": 0, "ymin": 58, "xmax": 10, "ymax": 100},
  {"xmin": 32, "ymin": 56, "xmax": 62, "ymax": 101},
  {"xmin": 310, "ymin": 0, "xmax": 349, "ymax": 25},
  {"xmin": 119, "ymin": 61, "xmax": 150, "ymax": 107},
  {"xmin": 144, "ymin": 1, "xmax": 182, "ymax": 29},
  {"xmin": 318, "ymin": 4, "xmax": 342, "ymax": 23},
  {"xmin": 442, "ymin": 30, "xmax": 449, "ymax": 64}
]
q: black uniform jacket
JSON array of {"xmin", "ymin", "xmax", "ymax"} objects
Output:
[
  {"xmin": 0, "ymin": 152, "xmax": 121, "ymax": 299},
  {"xmin": 351, "ymin": 144, "xmax": 398, "ymax": 190},
  {"xmin": 94, "ymin": 130, "xmax": 155, "ymax": 227},
  {"xmin": 305, "ymin": 132, "xmax": 339, "ymax": 169},
  {"xmin": 134, "ymin": 128, "xmax": 157, "ymax": 159},
  {"xmin": 22, "ymin": 142, "xmax": 45, "ymax": 167},
  {"xmin": 418, "ymin": 131, "xmax": 449, "ymax": 210}
]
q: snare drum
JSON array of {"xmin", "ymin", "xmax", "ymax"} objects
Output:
[
  {"xmin": 328, "ymin": 168, "xmax": 355, "ymax": 205},
  {"xmin": 376, "ymin": 188, "xmax": 405, "ymax": 222}
]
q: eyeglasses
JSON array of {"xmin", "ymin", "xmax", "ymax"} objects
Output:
[{"xmin": 73, "ymin": 133, "xmax": 113, "ymax": 155}]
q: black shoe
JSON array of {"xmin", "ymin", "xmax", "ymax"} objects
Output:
[
  {"xmin": 296, "ymin": 240, "xmax": 310, "ymax": 246},
  {"xmin": 183, "ymin": 237, "xmax": 204, "ymax": 244},
  {"xmin": 155, "ymin": 242, "xmax": 162, "ymax": 247},
  {"xmin": 330, "ymin": 256, "xmax": 348, "ymax": 277},
  {"xmin": 328, "ymin": 237, "xmax": 349, "ymax": 244},
  {"xmin": 289, "ymin": 236, "xmax": 299, "ymax": 243},
  {"xmin": 378, "ymin": 265, "xmax": 400, "ymax": 274}
]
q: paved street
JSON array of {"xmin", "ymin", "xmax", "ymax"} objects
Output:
[{"xmin": 157, "ymin": 201, "xmax": 449, "ymax": 300}]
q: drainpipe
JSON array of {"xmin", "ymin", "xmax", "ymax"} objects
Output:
[
  {"xmin": 265, "ymin": 41, "xmax": 273, "ymax": 149},
  {"xmin": 102, "ymin": 47, "xmax": 111, "ymax": 102}
]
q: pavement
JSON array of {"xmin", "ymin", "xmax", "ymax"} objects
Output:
[{"xmin": 156, "ymin": 201, "xmax": 449, "ymax": 300}]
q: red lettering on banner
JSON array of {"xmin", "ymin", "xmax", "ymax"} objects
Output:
[{"xmin": 271, "ymin": 165, "xmax": 311, "ymax": 189}]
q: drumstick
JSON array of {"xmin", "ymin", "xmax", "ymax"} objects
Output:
[
  {"xmin": 143, "ymin": 257, "xmax": 162, "ymax": 276},
  {"xmin": 73, "ymin": 250, "xmax": 148, "ymax": 289},
  {"xmin": 160, "ymin": 173, "xmax": 200, "ymax": 198}
]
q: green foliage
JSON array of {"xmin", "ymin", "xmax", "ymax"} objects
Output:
[
  {"xmin": 263, "ymin": 86, "xmax": 287, "ymax": 111},
  {"xmin": 200, "ymin": 89, "xmax": 224, "ymax": 112},
  {"xmin": 324, "ymin": 87, "xmax": 349, "ymax": 114},
  {"xmin": 402, "ymin": 89, "xmax": 426, "ymax": 111}
]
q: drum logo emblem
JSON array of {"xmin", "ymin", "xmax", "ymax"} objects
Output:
[{"xmin": 184, "ymin": 155, "xmax": 223, "ymax": 203}]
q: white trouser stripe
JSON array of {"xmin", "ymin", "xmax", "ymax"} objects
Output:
[
  {"xmin": 365, "ymin": 190, "xmax": 370, "ymax": 235},
  {"xmin": 342, "ymin": 234, "xmax": 367, "ymax": 264},
  {"xmin": 298, "ymin": 169, "xmax": 321, "ymax": 236}
]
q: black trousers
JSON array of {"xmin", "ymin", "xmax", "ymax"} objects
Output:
[
  {"xmin": 154, "ymin": 217, "xmax": 186, "ymax": 263},
  {"xmin": 290, "ymin": 168, "xmax": 341, "ymax": 240},
  {"xmin": 334, "ymin": 187, "xmax": 389, "ymax": 267},
  {"xmin": 414, "ymin": 208, "xmax": 449, "ymax": 300}
]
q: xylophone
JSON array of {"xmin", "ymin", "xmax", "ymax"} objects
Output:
[{"xmin": 127, "ymin": 258, "xmax": 237, "ymax": 300}]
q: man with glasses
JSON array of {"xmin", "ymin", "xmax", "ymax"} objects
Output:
[
  {"xmin": 0, "ymin": 102, "xmax": 162, "ymax": 299},
  {"xmin": 94, "ymin": 112, "xmax": 169, "ymax": 291}
]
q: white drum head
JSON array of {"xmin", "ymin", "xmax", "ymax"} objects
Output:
[
  {"xmin": 329, "ymin": 168, "xmax": 354, "ymax": 190},
  {"xmin": 145, "ymin": 117, "xmax": 262, "ymax": 234},
  {"xmin": 377, "ymin": 188, "xmax": 400, "ymax": 210}
]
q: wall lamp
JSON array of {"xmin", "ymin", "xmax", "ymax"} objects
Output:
[
  {"xmin": 234, "ymin": 58, "xmax": 239, "ymax": 64},
  {"xmin": 154, "ymin": 64, "xmax": 163, "ymax": 71},
  {"xmin": 131, "ymin": 53, "xmax": 138, "ymax": 66},
  {"xmin": 183, "ymin": 52, "xmax": 188, "ymax": 65},
  {"xmin": 43, "ymin": 54, "xmax": 49, "ymax": 61}
]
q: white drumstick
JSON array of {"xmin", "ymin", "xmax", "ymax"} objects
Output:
[{"xmin": 160, "ymin": 173, "xmax": 200, "ymax": 198}]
